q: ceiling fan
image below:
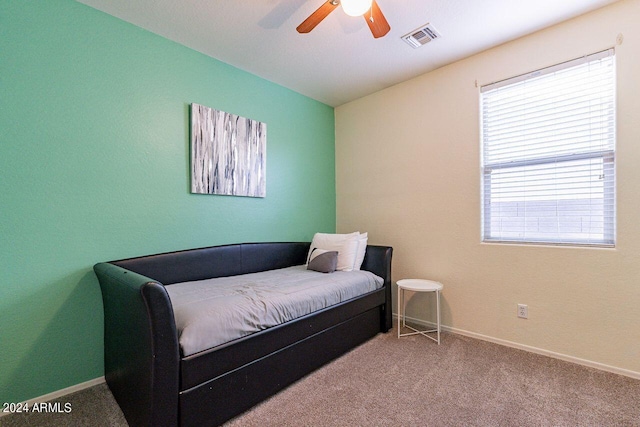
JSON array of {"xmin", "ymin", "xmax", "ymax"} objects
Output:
[{"xmin": 296, "ymin": 0, "xmax": 391, "ymax": 38}]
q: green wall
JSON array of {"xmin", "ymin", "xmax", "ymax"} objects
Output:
[{"xmin": 0, "ymin": 0, "xmax": 336, "ymax": 403}]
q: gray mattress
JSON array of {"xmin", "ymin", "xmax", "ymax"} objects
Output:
[{"xmin": 166, "ymin": 265, "xmax": 384, "ymax": 356}]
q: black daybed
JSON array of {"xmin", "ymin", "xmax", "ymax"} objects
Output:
[{"xmin": 93, "ymin": 242, "xmax": 393, "ymax": 427}]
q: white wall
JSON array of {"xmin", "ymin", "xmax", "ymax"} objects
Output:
[{"xmin": 336, "ymin": 0, "xmax": 640, "ymax": 375}]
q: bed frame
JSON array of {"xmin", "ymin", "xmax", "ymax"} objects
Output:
[{"xmin": 94, "ymin": 242, "xmax": 392, "ymax": 426}]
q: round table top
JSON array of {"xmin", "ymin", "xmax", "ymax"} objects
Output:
[{"xmin": 397, "ymin": 279, "xmax": 443, "ymax": 292}]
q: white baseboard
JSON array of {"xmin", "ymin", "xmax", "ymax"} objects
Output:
[
  {"xmin": 0, "ymin": 377, "xmax": 106, "ymax": 418},
  {"xmin": 394, "ymin": 314, "xmax": 640, "ymax": 380}
]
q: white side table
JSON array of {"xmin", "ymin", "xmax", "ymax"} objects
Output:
[{"xmin": 397, "ymin": 279, "xmax": 443, "ymax": 344}]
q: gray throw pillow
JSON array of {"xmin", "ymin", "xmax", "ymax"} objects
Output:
[{"xmin": 307, "ymin": 249, "xmax": 338, "ymax": 273}]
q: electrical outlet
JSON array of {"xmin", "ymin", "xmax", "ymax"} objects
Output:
[{"xmin": 517, "ymin": 304, "xmax": 528, "ymax": 319}]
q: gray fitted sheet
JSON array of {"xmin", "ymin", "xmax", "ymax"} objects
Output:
[{"xmin": 166, "ymin": 265, "xmax": 384, "ymax": 356}]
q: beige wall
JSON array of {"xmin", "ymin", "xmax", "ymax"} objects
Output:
[{"xmin": 336, "ymin": 0, "xmax": 640, "ymax": 375}]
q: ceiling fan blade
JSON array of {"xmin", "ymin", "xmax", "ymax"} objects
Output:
[
  {"xmin": 364, "ymin": 0, "xmax": 390, "ymax": 38},
  {"xmin": 297, "ymin": 1, "xmax": 339, "ymax": 33}
]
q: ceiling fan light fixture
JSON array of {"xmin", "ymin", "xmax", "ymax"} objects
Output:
[{"xmin": 341, "ymin": 0, "xmax": 373, "ymax": 17}]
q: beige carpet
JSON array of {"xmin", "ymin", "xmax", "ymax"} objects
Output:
[
  {"xmin": 226, "ymin": 329, "xmax": 640, "ymax": 426},
  {"xmin": 3, "ymin": 328, "xmax": 639, "ymax": 426}
]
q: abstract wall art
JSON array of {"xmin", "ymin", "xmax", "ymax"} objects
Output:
[{"xmin": 191, "ymin": 103, "xmax": 266, "ymax": 197}]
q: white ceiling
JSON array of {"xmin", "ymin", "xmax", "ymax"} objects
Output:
[{"xmin": 77, "ymin": 0, "xmax": 620, "ymax": 107}]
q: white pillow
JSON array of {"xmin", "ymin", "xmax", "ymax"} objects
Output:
[
  {"xmin": 308, "ymin": 232, "xmax": 360, "ymax": 272},
  {"xmin": 354, "ymin": 232, "xmax": 368, "ymax": 270}
]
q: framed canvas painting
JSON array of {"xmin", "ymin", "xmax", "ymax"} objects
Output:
[{"xmin": 191, "ymin": 103, "xmax": 266, "ymax": 197}]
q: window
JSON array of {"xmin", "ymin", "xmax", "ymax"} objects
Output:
[{"xmin": 481, "ymin": 50, "xmax": 615, "ymax": 246}]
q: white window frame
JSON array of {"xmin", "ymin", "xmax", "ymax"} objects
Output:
[{"xmin": 480, "ymin": 49, "xmax": 616, "ymax": 247}]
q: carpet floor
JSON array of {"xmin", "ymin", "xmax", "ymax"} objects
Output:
[{"xmin": 3, "ymin": 327, "xmax": 639, "ymax": 426}]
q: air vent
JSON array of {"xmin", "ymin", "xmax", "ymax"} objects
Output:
[{"xmin": 402, "ymin": 23, "xmax": 441, "ymax": 48}]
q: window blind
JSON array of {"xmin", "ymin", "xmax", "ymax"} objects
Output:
[{"xmin": 481, "ymin": 49, "xmax": 616, "ymax": 246}]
